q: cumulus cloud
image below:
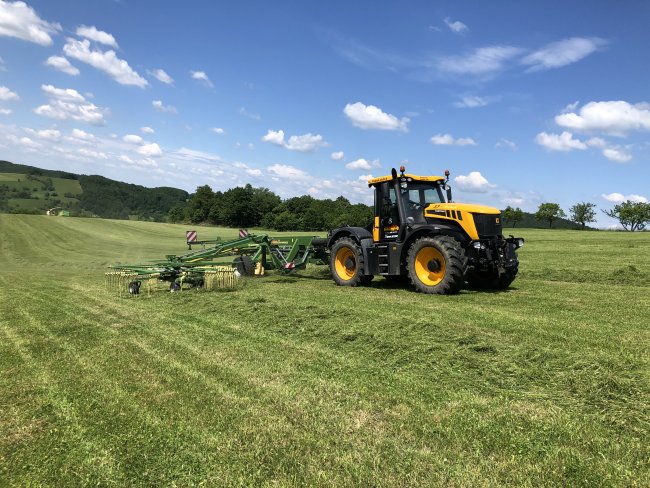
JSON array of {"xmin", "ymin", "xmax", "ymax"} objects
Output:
[
  {"xmin": 438, "ymin": 45, "xmax": 523, "ymax": 77},
  {"xmin": 34, "ymin": 84, "xmax": 107, "ymax": 125},
  {"xmin": 454, "ymin": 95, "xmax": 488, "ymax": 108},
  {"xmin": 602, "ymin": 147, "xmax": 632, "ymax": 163},
  {"xmin": 535, "ymin": 131, "xmax": 587, "ymax": 151},
  {"xmin": 454, "ymin": 171, "xmax": 496, "ymax": 193},
  {"xmin": 75, "ymin": 25, "xmax": 117, "ymax": 48},
  {"xmin": 0, "ymin": 85, "xmax": 19, "ymax": 101},
  {"xmin": 246, "ymin": 168, "xmax": 262, "ymax": 177},
  {"xmin": 0, "ymin": 0, "xmax": 60, "ymax": 45},
  {"xmin": 210, "ymin": 127, "xmax": 225, "ymax": 135},
  {"xmin": 430, "ymin": 133, "xmax": 477, "ymax": 146},
  {"xmin": 444, "ymin": 17, "xmax": 468, "ymax": 33},
  {"xmin": 70, "ymin": 128, "xmax": 95, "ymax": 142},
  {"xmin": 331, "ymin": 151, "xmax": 345, "ymax": 161},
  {"xmin": 152, "ymin": 100, "xmax": 177, "ymax": 114},
  {"xmin": 0, "ymin": 108, "xmax": 11, "ymax": 115},
  {"xmin": 261, "ymin": 129, "xmax": 327, "ymax": 152},
  {"xmin": 123, "ymin": 134, "xmax": 143, "ymax": 144},
  {"xmin": 344, "ymin": 102, "xmax": 409, "ymax": 131},
  {"xmin": 44, "ymin": 55, "xmax": 79, "ymax": 75},
  {"xmin": 267, "ymin": 163, "xmax": 310, "ymax": 180},
  {"xmin": 136, "ymin": 142, "xmax": 162, "ymax": 157},
  {"xmin": 63, "ymin": 38, "xmax": 148, "ymax": 88},
  {"xmin": 345, "ymin": 158, "xmax": 380, "ymax": 170},
  {"xmin": 191, "ymin": 70, "xmax": 213, "ymax": 88},
  {"xmin": 522, "ymin": 37, "xmax": 606, "ymax": 71},
  {"xmin": 149, "ymin": 68, "xmax": 173, "ymax": 85},
  {"xmin": 555, "ymin": 101, "xmax": 650, "ymax": 136},
  {"xmin": 602, "ymin": 192, "xmax": 648, "ymax": 204},
  {"xmin": 140, "ymin": 126, "xmax": 154, "ymax": 134}
]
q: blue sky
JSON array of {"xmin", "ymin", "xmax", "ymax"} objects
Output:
[{"xmin": 1, "ymin": 0, "xmax": 649, "ymax": 227}]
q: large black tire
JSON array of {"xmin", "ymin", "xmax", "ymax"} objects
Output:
[
  {"xmin": 407, "ymin": 236, "xmax": 466, "ymax": 294},
  {"xmin": 467, "ymin": 264, "xmax": 518, "ymax": 290},
  {"xmin": 330, "ymin": 237, "xmax": 370, "ymax": 286},
  {"xmin": 233, "ymin": 255, "xmax": 255, "ymax": 276}
]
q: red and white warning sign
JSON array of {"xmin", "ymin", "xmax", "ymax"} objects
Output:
[
  {"xmin": 186, "ymin": 230, "xmax": 198, "ymax": 242},
  {"xmin": 239, "ymin": 229, "xmax": 249, "ymax": 238}
]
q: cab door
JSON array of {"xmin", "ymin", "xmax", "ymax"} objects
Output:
[{"xmin": 375, "ymin": 182, "xmax": 400, "ymax": 241}]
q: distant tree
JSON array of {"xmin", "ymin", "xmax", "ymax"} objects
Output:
[
  {"xmin": 603, "ymin": 201, "xmax": 650, "ymax": 231},
  {"xmin": 168, "ymin": 205, "xmax": 186, "ymax": 223},
  {"xmin": 187, "ymin": 185, "xmax": 215, "ymax": 223},
  {"xmin": 569, "ymin": 202, "xmax": 597, "ymax": 229},
  {"xmin": 503, "ymin": 206, "xmax": 524, "ymax": 228},
  {"xmin": 535, "ymin": 202, "xmax": 566, "ymax": 228}
]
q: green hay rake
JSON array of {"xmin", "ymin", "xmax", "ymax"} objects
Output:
[{"xmin": 107, "ymin": 233, "xmax": 328, "ymax": 295}]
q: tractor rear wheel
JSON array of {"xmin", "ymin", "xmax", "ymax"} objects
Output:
[
  {"xmin": 330, "ymin": 237, "xmax": 369, "ymax": 286},
  {"xmin": 407, "ymin": 236, "xmax": 465, "ymax": 294}
]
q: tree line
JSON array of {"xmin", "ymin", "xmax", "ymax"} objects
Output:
[
  {"xmin": 503, "ymin": 201, "xmax": 650, "ymax": 231},
  {"xmin": 168, "ymin": 184, "xmax": 374, "ymax": 231}
]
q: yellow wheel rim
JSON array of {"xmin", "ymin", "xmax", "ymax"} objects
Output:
[
  {"xmin": 334, "ymin": 247, "xmax": 356, "ymax": 281},
  {"xmin": 414, "ymin": 247, "xmax": 446, "ymax": 286}
]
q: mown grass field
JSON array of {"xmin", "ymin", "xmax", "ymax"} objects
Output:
[
  {"xmin": 1, "ymin": 214, "xmax": 648, "ymax": 486},
  {"xmin": 0, "ymin": 173, "xmax": 82, "ymax": 211}
]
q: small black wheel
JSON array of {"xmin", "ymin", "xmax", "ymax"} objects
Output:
[
  {"xmin": 170, "ymin": 282, "xmax": 181, "ymax": 292},
  {"xmin": 128, "ymin": 281, "xmax": 141, "ymax": 295},
  {"xmin": 233, "ymin": 255, "xmax": 255, "ymax": 276},
  {"xmin": 407, "ymin": 235, "xmax": 466, "ymax": 294},
  {"xmin": 329, "ymin": 237, "xmax": 368, "ymax": 287}
]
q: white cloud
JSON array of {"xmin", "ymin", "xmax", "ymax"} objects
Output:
[
  {"xmin": 140, "ymin": 126, "xmax": 154, "ymax": 134},
  {"xmin": 123, "ymin": 134, "xmax": 143, "ymax": 144},
  {"xmin": 210, "ymin": 127, "xmax": 225, "ymax": 135},
  {"xmin": 246, "ymin": 168, "xmax": 262, "ymax": 177},
  {"xmin": 430, "ymin": 133, "xmax": 477, "ymax": 146},
  {"xmin": 149, "ymin": 68, "xmax": 173, "ymax": 85},
  {"xmin": 535, "ymin": 131, "xmax": 587, "ymax": 151},
  {"xmin": 152, "ymin": 100, "xmax": 177, "ymax": 114},
  {"xmin": 25, "ymin": 128, "xmax": 61, "ymax": 141},
  {"xmin": 345, "ymin": 158, "xmax": 380, "ymax": 170},
  {"xmin": 555, "ymin": 101, "xmax": 650, "ymax": 136},
  {"xmin": 496, "ymin": 139, "xmax": 517, "ymax": 150},
  {"xmin": 136, "ymin": 142, "xmax": 162, "ymax": 157},
  {"xmin": 45, "ymin": 55, "xmax": 80, "ymax": 75},
  {"xmin": 261, "ymin": 129, "xmax": 326, "ymax": 152},
  {"xmin": 0, "ymin": 56, "xmax": 5, "ymax": 71},
  {"xmin": 191, "ymin": 70, "xmax": 213, "ymax": 88},
  {"xmin": 344, "ymin": 102, "xmax": 409, "ymax": 131},
  {"xmin": 331, "ymin": 151, "xmax": 345, "ymax": 161},
  {"xmin": 522, "ymin": 37, "xmax": 605, "ymax": 71},
  {"xmin": 602, "ymin": 193, "xmax": 648, "ymax": 204},
  {"xmin": 0, "ymin": 85, "xmax": 19, "ymax": 101},
  {"xmin": 70, "ymin": 128, "xmax": 95, "ymax": 142},
  {"xmin": 602, "ymin": 147, "xmax": 632, "ymax": 163},
  {"xmin": 0, "ymin": 0, "xmax": 60, "ymax": 45},
  {"xmin": 438, "ymin": 45, "xmax": 523, "ymax": 76},
  {"xmin": 34, "ymin": 84, "xmax": 107, "ymax": 125},
  {"xmin": 454, "ymin": 171, "xmax": 496, "ymax": 193},
  {"xmin": 454, "ymin": 96, "xmax": 488, "ymax": 108},
  {"xmin": 75, "ymin": 25, "xmax": 117, "ymax": 48},
  {"xmin": 267, "ymin": 163, "xmax": 310, "ymax": 180},
  {"xmin": 444, "ymin": 17, "xmax": 468, "ymax": 33},
  {"xmin": 0, "ymin": 108, "xmax": 11, "ymax": 115},
  {"xmin": 63, "ymin": 38, "xmax": 148, "ymax": 88},
  {"xmin": 239, "ymin": 107, "xmax": 261, "ymax": 120}
]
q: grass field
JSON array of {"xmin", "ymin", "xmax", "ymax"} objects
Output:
[
  {"xmin": 0, "ymin": 173, "xmax": 81, "ymax": 211},
  {"xmin": 1, "ymin": 214, "xmax": 648, "ymax": 486}
]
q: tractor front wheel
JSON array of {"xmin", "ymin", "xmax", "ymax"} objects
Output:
[
  {"xmin": 407, "ymin": 236, "xmax": 465, "ymax": 294},
  {"xmin": 330, "ymin": 237, "xmax": 369, "ymax": 286}
]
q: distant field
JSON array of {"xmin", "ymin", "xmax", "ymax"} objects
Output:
[
  {"xmin": 0, "ymin": 173, "xmax": 81, "ymax": 212},
  {"xmin": 1, "ymin": 215, "xmax": 648, "ymax": 486}
]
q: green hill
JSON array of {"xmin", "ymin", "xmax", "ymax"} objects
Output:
[{"xmin": 0, "ymin": 160, "xmax": 188, "ymax": 221}]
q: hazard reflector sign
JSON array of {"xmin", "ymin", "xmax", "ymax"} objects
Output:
[
  {"xmin": 239, "ymin": 229, "xmax": 249, "ymax": 238},
  {"xmin": 186, "ymin": 230, "xmax": 198, "ymax": 242}
]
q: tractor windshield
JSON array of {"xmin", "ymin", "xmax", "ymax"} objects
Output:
[{"xmin": 400, "ymin": 182, "xmax": 446, "ymax": 222}]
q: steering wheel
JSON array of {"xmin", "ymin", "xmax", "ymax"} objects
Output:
[{"xmin": 408, "ymin": 200, "xmax": 421, "ymax": 210}]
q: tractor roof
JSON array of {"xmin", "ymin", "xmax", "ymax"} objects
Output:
[{"xmin": 367, "ymin": 173, "xmax": 445, "ymax": 187}]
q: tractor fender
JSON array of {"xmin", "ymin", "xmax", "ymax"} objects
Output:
[{"xmin": 327, "ymin": 227, "xmax": 373, "ymax": 248}]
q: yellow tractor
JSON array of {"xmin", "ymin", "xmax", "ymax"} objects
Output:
[{"xmin": 327, "ymin": 166, "xmax": 524, "ymax": 294}]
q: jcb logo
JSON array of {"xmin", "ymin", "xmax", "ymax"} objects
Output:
[{"xmin": 496, "ymin": 218, "xmax": 500, "ymax": 224}]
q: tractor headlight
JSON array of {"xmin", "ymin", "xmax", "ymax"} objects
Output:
[
  {"xmin": 516, "ymin": 238, "xmax": 524, "ymax": 248},
  {"xmin": 472, "ymin": 241, "xmax": 485, "ymax": 250}
]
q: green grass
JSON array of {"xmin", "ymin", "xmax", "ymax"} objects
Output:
[
  {"xmin": 1, "ymin": 173, "xmax": 81, "ymax": 211},
  {"xmin": 1, "ymin": 215, "xmax": 648, "ymax": 486}
]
